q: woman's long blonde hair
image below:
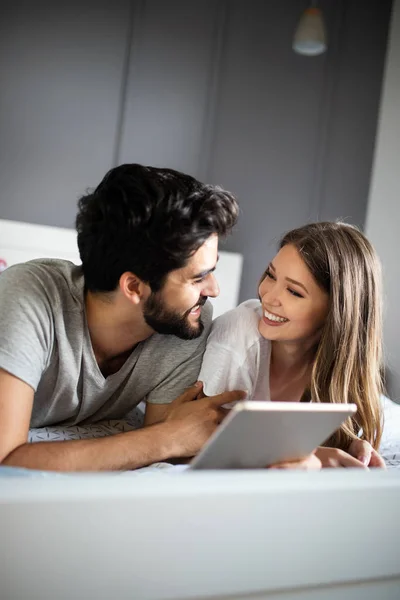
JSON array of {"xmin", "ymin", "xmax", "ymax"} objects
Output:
[{"xmin": 277, "ymin": 222, "xmax": 384, "ymax": 450}]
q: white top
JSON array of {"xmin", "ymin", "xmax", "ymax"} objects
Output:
[{"xmin": 199, "ymin": 300, "xmax": 271, "ymax": 400}]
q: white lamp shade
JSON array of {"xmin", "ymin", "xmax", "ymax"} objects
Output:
[{"xmin": 293, "ymin": 7, "xmax": 327, "ymax": 56}]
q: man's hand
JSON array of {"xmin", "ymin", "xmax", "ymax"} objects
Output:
[
  {"xmin": 163, "ymin": 382, "xmax": 246, "ymax": 458},
  {"xmin": 269, "ymin": 453, "xmax": 321, "ymax": 470},
  {"xmin": 348, "ymin": 439, "xmax": 386, "ymax": 468}
]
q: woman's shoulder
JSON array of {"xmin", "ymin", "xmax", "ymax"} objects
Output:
[{"xmin": 209, "ymin": 299, "xmax": 262, "ymax": 346}]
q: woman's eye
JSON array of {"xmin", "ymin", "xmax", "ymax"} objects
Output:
[
  {"xmin": 288, "ymin": 288, "xmax": 303, "ymax": 298},
  {"xmin": 266, "ymin": 270, "xmax": 275, "ymax": 280}
]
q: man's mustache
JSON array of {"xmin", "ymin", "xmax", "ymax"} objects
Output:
[
  {"xmin": 185, "ymin": 296, "xmax": 208, "ymax": 317},
  {"xmin": 197, "ymin": 296, "xmax": 208, "ymax": 307}
]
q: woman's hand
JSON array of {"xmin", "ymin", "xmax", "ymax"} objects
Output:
[
  {"xmin": 348, "ymin": 439, "xmax": 386, "ymax": 468},
  {"xmin": 315, "ymin": 446, "xmax": 368, "ymax": 468},
  {"xmin": 315, "ymin": 441, "xmax": 386, "ymax": 469},
  {"xmin": 269, "ymin": 453, "xmax": 321, "ymax": 470}
]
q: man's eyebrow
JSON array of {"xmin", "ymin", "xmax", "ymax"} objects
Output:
[
  {"xmin": 269, "ymin": 262, "xmax": 309, "ymax": 294},
  {"xmin": 191, "ymin": 266, "xmax": 216, "ymax": 280},
  {"xmin": 192, "ymin": 255, "xmax": 219, "ymax": 280}
]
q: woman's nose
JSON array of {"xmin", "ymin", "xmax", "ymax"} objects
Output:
[{"xmin": 261, "ymin": 285, "xmax": 281, "ymax": 306}]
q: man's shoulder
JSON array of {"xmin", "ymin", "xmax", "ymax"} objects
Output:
[
  {"xmin": 0, "ymin": 259, "xmax": 83, "ymax": 306},
  {"xmin": 2, "ymin": 258, "xmax": 77, "ymax": 281}
]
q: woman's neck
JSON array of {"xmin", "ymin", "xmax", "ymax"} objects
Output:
[
  {"xmin": 269, "ymin": 340, "xmax": 317, "ymax": 402},
  {"xmin": 270, "ymin": 339, "xmax": 316, "ymax": 377}
]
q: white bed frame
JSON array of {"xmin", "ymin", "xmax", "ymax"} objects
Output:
[
  {"xmin": 0, "ymin": 218, "xmax": 243, "ymax": 318},
  {"xmin": 0, "ymin": 469, "xmax": 399, "ymax": 599}
]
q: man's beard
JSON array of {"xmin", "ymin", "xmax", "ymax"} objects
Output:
[{"xmin": 143, "ymin": 293, "xmax": 207, "ymax": 340}]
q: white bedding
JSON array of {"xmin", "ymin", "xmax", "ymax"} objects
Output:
[{"xmin": 379, "ymin": 396, "xmax": 400, "ymax": 468}]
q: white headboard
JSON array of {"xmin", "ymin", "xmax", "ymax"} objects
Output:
[{"xmin": 0, "ymin": 218, "xmax": 242, "ymax": 318}]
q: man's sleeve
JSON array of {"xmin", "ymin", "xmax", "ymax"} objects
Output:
[{"xmin": 0, "ymin": 264, "xmax": 53, "ymax": 391}]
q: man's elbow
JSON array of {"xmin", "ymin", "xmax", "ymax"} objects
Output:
[{"xmin": 0, "ymin": 442, "xmax": 28, "ymax": 467}]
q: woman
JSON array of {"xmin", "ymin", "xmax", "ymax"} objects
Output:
[{"xmin": 199, "ymin": 222, "xmax": 386, "ymax": 468}]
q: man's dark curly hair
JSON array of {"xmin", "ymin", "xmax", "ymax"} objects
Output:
[{"xmin": 76, "ymin": 163, "xmax": 239, "ymax": 292}]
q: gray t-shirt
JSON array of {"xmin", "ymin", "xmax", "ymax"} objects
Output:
[{"xmin": 0, "ymin": 259, "xmax": 212, "ymax": 427}]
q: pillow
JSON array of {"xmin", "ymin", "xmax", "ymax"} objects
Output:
[{"xmin": 28, "ymin": 405, "xmax": 144, "ymax": 443}]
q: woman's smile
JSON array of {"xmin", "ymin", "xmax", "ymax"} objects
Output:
[{"xmin": 263, "ymin": 308, "xmax": 289, "ymax": 326}]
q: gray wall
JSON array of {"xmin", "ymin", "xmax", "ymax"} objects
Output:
[
  {"xmin": 0, "ymin": 0, "xmax": 392, "ymax": 301},
  {"xmin": 366, "ymin": 0, "xmax": 400, "ymax": 401},
  {"xmin": 0, "ymin": 0, "xmax": 130, "ymax": 226}
]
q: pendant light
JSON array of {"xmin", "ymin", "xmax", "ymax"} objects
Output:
[{"xmin": 293, "ymin": 2, "xmax": 327, "ymax": 56}]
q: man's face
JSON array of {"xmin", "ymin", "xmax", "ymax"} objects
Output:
[{"xmin": 143, "ymin": 234, "xmax": 220, "ymax": 339}]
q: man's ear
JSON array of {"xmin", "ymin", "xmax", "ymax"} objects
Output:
[{"xmin": 119, "ymin": 272, "xmax": 150, "ymax": 305}]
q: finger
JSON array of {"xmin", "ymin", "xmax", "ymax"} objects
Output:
[
  {"xmin": 351, "ymin": 439, "xmax": 372, "ymax": 466},
  {"xmin": 209, "ymin": 389, "xmax": 247, "ymax": 408},
  {"xmin": 219, "ymin": 407, "xmax": 231, "ymax": 419},
  {"xmin": 338, "ymin": 452, "xmax": 369, "ymax": 469},
  {"xmin": 211, "ymin": 406, "xmax": 230, "ymax": 422},
  {"xmin": 304, "ymin": 454, "xmax": 322, "ymax": 470},
  {"xmin": 212, "ymin": 407, "xmax": 230, "ymax": 425},
  {"xmin": 269, "ymin": 460, "xmax": 310, "ymax": 470},
  {"xmin": 369, "ymin": 449, "xmax": 386, "ymax": 469},
  {"xmin": 269, "ymin": 454, "xmax": 321, "ymax": 470},
  {"xmin": 174, "ymin": 382, "xmax": 203, "ymax": 405}
]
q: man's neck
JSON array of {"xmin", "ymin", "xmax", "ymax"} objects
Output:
[{"xmin": 85, "ymin": 290, "xmax": 154, "ymax": 363}]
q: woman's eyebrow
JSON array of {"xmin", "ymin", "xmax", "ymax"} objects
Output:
[
  {"xmin": 286, "ymin": 277, "xmax": 309, "ymax": 294},
  {"xmin": 270, "ymin": 262, "xmax": 309, "ymax": 294}
]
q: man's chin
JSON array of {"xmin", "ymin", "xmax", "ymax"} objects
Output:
[
  {"xmin": 146, "ymin": 315, "xmax": 204, "ymax": 340},
  {"xmin": 175, "ymin": 317, "xmax": 204, "ymax": 340}
]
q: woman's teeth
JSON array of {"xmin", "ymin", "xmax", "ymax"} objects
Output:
[{"xmin": 264, "ymin": 310, "xmax": 288, "ymax": 323}]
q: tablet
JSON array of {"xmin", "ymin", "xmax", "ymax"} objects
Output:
[{"xmin": 190, "ymin": 401, "xmax": 357, "ymax": 470}]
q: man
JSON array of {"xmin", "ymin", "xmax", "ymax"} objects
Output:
[{"xmin": 0, "ymin": 164, "xmax": 245, "ymax": 471}]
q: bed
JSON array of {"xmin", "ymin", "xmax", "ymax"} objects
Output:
[{"xmin": 1, "ymin": 470, "xmax": 400, "ymax": 599}]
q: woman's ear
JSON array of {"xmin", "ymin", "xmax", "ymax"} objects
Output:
[{"xmin": 119, "ymin": 272, "xmax": 150, "ymax": 305}]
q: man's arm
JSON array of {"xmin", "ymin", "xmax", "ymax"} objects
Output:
[
  {"xmin": 0, "ymin": 370, "xmax": 245, "ymax": 471},
  {"xmin": 144, "ymin": 401, "xmax": 171, "ymax": 426},
  {"xmin": 0, "ymin": 368, "xmax": 176, "ymax": 471}
]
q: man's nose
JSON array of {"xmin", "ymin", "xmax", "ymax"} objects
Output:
[{"xmin": 203, "ymin": 273, "xmax": 219, "ymax": 298}]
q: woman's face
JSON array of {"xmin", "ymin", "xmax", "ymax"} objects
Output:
[{"xmin": 258, "ymin": 244, "xmax": 329, "ymax": 344}]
